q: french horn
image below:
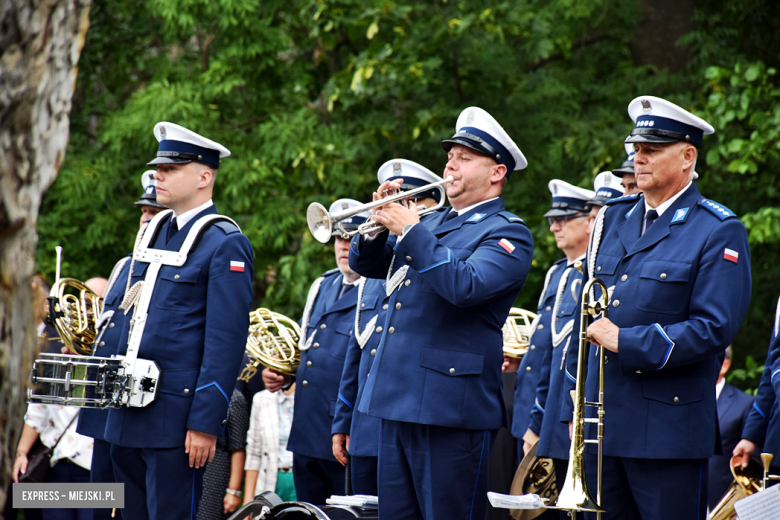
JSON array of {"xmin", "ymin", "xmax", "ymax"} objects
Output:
[
  {"xmin": 503, "ymin": 308, "xmax": 538, "ymax": 359},
  {"xmin": 244, "ymin": 308, "xmax": 302, "ymax": 377}
]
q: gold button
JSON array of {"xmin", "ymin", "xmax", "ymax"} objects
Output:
[
  {"xmin": 673, "ymin": 396, "xmax": 679, "ymax": 403},
  {"xmin": 545, "ymin": 306, "xmax": 551, "ymax": 312},
  {"xmin": 613, "ymin": 300, "xmax": 620, "ymax": 308},
  {"xmin": 320, "ymin": 324, "xmax": 327, "ymax": 330},
  {"xmin": 406, "ymin": 256, "xmax": 413, "ymax": 262},
  {"xmin": 597, "ymin": 266, "xmax": 602, "ymax": 272},
  {"xmin": 109, "ymin": 323, "xmax": 115, "ymax": 328},
  {"xmin": 306, "ymin": 361, "xmax": 312, "ymax": 367},
  {"xmin": 526, "ymin": 366, "xmax": 532, "ymax": 372},
  {"xmin": 449, "ymin": 368, "xmax": 455, "ymax": 374},
  {"xmin": 388, "ymin": 327, "xmax": 395, "ymax": 334},
  {"xmin": 396, "ymin": 303, "xmax": 402, "ymax": 310},
  {"xmin": 621, "ymin": 274, "xmax": 628, "ymax": 282},
  {"xmin": 99, "ymin": 341, "xmax": 105, "ymax": 347},
  {"xmin": 313, "ymin": 343, "xmax": 320, "ymax": 348},
  {"xmin": 530, "ymin": 345, "xmax": 535, "ymax": 351},
  {"xmin": 174, "ymin": 274, "xmax": 180, "ymax": 280},
  {"xmin": 660, "ymin": 273, "xmax": 667, "ymax": 280},
  {"xmin": 371, "ymin": 349, "xmax": 376, "ymax": 356},
  {"xmin": 184, "ymin": 388, "xmax": 190, "ymax": 395},
  {"xmin": 303, "ymin": 381, "xmax": 308, "ymax": 387},
  {"xmin": 383, "ymin": 304, "xmax": 388, "ymax": 310},
  {"xmin": 376, "ymin": 326, "xmax": 383, "ymax": 333},
  {"xmin": 538, "ymin": 324, "xmax": 544, "ymax": 330},
  {"xmin": 405, "ymin": 280, "xmax": 411, "ymax": 286}
]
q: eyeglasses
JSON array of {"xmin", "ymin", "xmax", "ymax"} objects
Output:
[{"xmin": 547, "ymin": 214, "xmax": 588, "ymax": 227}]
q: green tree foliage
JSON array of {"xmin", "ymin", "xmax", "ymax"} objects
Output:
[{"xmin": 37, "ymin": 0, "xmax": 780, "ymax": 386}]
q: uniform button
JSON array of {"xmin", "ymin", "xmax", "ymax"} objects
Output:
[
  {"xmin": 449, "ymin": 368, "xmax": 455, "ymax": 374},
  {"xmin": 222, "ymin": 419, "xmax": 227, "ymax": 425},
  {"xmin": 597, "ymin": 266, "xmax": 602, "ymax": 272},
  {"xmin": 306, "ymin": 361, "xmax": 312, "ymax": 367},
  {"xmin": 99, "ymin": 341, "xmax": 105, "ymax": 347},
  {"xmin": 406, "ymin": 256, "xmax": 413, "ymax": 262},
  {"xmin": 371, "ymin": 349, "xmax": 376, "ymax": 356},
  {"xmin": 174, "ymin": 274, "xmax": 180, "ymax": 280},
  {"xmin": 604, "ymin": 356, "xmax": 609, "ymax": 364},
  {"xmin": 383, "ymin": 304, "xmax": 388, "ymax": 310},
  {"xmin": 538, "ymin": 324, "xmax": 544, "ymax": 330},
  {"xmin": 109, "ymin": 323, "xmax": 115, "ymax": 328},
  {"xmin": 184, "ymin": 388, "xmax": 190, "ymax": 395},
  {"xmin": 530, "ymin": 345, "xmax": 536, "ymax": 351},
  {"xmin": 545, "ymin": 306, "xmax": 551, "ymax": 312},
  {"xmin": 320, "ymin": 324, "xmax": 327, "ymax": 330},
  {"xmin": 388, "ymin": 327, "xmax": 395, "ymax": 334},
  {"xmin": 673, "ymin": 396, "xmax": 679, "ymax": 403},
  {"xmin": 367, "ymin": 372, "xmax": 370, "ymax": 377},
  {"xmin": 302, "ymin": 381, "xmax": 308, "ymax": 387},
  {"xmin": 660, "ymin": 273, "xmax": 667, "ymax": 280},
  {"xmin": 612, "ymin": 300, "xmax": 620, "ymax": 308},
  {"xmin": 376, "ymin": 326, "xmax": 383, "ymax": 333},
  {"xmin": 361, "ymin": 303, "xmax": 365, "ymax": 308},
  {"xmin": 621, "ymin": 274, "xmax": 628, "ymax": 282},
  {"xmin": 405, "ymin": 280, "xmax": 411, "ymax": 287},
  {"xmin": 313, "ymin": 342, "xmax": 320, "ymax": 348},
  {"xmin": 526, "ymin": 366, "xmax": 532, "ymax": 372}
]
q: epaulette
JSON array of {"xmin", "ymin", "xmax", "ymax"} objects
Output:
[
  {"xmin": 213, "ymin": 221, "xmax": 240, "ymax": 234},
  {"xmin": 321, "ymin": 267, "xmax": 340, "ymax": 278},
  {"xmin": 497, "ymin": 211, "xmax": 527, "ymax": 225},
  {"xmin": 698, "ymin": 199, "xmax": 736, "ymax": 221},
  {"xmin": 605, "ymin": 193, "xmax": 641, "ymax": 205}
]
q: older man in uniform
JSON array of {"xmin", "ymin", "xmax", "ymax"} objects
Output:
[
  {"xmin": 349, "ymin": 107, "xmax": 534, "ymax": 519},
  {"xmin": 582, "ymin": 96, "xmax": 752, "ymax": 519},
  {"xmin": 263, "ymin": 200, "xmax": 370, "ymax": 504},
  {"xmin": 105, "ymin": 123, "xmax": 254, "ymax": 520},
  {"xmin": 331, "ymin": 159, "xmax": 443, "ymax": 496}
]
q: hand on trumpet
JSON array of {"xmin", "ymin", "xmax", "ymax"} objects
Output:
[
  {"xmin": 369, "ymin": 178, "xmax": 420, "ymax": 236},
  {"xmin": 586, "ymin": 317, "xmax": 620, "ymax": 353}
]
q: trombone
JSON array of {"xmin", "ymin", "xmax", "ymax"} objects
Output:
[
  {"xmin": 545, "ymin": 261, "xmax": 607, "ymax": 517},
  {"xmin": 306, "ymin": 176, "xmax": 454, "ymax": 243}
]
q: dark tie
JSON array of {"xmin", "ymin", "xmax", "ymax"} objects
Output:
[
  {"xmin": 166, "ymin": 217, "xmax": 178, "ymax": 243},
  {"xmin": 643, "ymin": 209, "xmax": 658, "ymax": 235},
  {"xmin": 338, "ymin": 283, "xmax": 355, "ymax": 300},
  {"xmin": 443, "ymin": 209, "xmax": 458, "ymax": 223}
]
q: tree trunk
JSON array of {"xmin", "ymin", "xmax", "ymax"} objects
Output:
[
  {"xmin": 629, "ymin": 0, "xmax": 695, "ymax": 73},
  {"xmin": 0, "ymin": 0, "xmax": 91, "ymax": 512}
]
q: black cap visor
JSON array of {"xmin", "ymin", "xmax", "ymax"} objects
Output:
[
  {"xmin": 147, "ymin": 156, "xmax": 193, "ymax": 167},
  {"xmin": 543, "ymin": 207, "xmax": 587, "ymax": 218},
  {"xmin": 612, "ymin": 162, "xmax": 634, "ymax": 177},
  {"xmin": 441, "ymin": 137, "xmax": 495, "ymax": 160},
  {"xmin": 586, "ymin": 196, "xmax": 609, "ymax": 207},
  {"xmin": 133, "ymin": 199, "xmax": 166, "ymax": 209}
]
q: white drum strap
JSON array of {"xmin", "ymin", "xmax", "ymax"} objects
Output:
[{"xmin": 299, "ymin": 276, "xmax": 325, "ymax": 351}]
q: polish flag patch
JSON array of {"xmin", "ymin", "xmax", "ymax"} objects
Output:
[
  {"xmin": 498, "ymin": 239, "xmax": 515, "ymax": 254},
  {"xmin": 230, "ymin": 261, "xmax": 245, "ymax": 272},
  {"xmin": 723, "ymin": 248, "xmax": 739, "ymax": 264}
]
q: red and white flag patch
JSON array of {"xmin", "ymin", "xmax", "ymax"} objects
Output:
[
  {"xmin": 498, "ymin": 239, "xmax": 515, "ymax": 254},
  {"xmin": 230, "ymin": 261, "xmax": 245, "ymax": 272},
  {"xmin": 723, "ymin": 248, "xmax": 739, "ymax": 264}
]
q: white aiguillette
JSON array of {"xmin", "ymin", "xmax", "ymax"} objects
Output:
[{"xmin": 487, "ymin": 491, "xmax": 545, "ymax": 510}]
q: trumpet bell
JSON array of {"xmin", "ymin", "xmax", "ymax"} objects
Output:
[
  {"xmin": 307, "ymin": 203, "xmax": 333, "ymax": 244},
  {"xmin": 246, "ymin": 308, "xmax": 302, "ymax": 375}
]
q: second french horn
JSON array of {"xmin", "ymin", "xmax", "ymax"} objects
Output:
[{"xmin": 244, "ymin": 308, "xmax": 302, "ymax": 378}]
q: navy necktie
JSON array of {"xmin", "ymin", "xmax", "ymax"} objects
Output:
[
  {"xmin": 643, "ymin": 209, "xmax": 658, "ymax": 235},
  {"xmin": 443, "ymin": 209, "xmax": 458, "ymax": 223},
  {"xmin": 338, "ymin": 283, "xmax": 355, "ymax": 300},
  {"xmin": 166, "ymin": 217, "xmax": 178, "ymax": 243}
]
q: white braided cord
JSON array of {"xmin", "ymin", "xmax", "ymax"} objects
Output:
[{"xmin": 551, "ymin": 266, "xmax": 575, "ymax": 348}]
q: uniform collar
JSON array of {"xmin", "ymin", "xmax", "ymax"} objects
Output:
[
  {"xmin": 644, "ymin": 181, "xmax": 691, "ymax": 217},
  {"xmin": 174, "ymin": 199, "xmax": 214, "ymax": 228},
  {"xmin": 450, "ymin": 196, "xmax": 499, "ymax": 217},
  {"xmin": 715, "ymin": 378, "xmax": 726, "ymax": 400},
  {"xmin": 566, "ymin": 253, "xmax": 586, "ymax": 269}
]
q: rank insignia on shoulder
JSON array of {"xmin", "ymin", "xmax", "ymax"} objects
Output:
[
  {"xmin": 498, "ymin": 239, "xmax": 515, "ymax": 254},
  {"xmin": 723, "ymin": 248, "xmax": 739, "ymax": 264},
  {"xmin": 698, "ymin": 199, "xmax": 736, "ymax": 220},
  {"xmin": 230, "ymin": 261, "xmax": 245, "ymax": 272}
]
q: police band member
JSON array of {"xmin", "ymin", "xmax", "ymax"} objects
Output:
[
  {"xmin": 262, "ymin": 200, "xmax": 370, "ymax": 504},
  {"xmin": 582, "ymin": 96, "xmax": 752, "ymax": 519},
  {"xmin": 612, "ymin": 145, "xmax": 640, "ymax": 196},
  {"xmin": 105, "ymin": 123, "xmax": 255, "ymax": 520},
  {"xmin": 349, "ymin": 107, "xmax": 534, "ymax": 519},
  {"xmin": 134, "ymin": 170, "xmax": 167, "ymax": 226},
  {"xmin": 331, "ymin": 159, "xmax": 443, "ymax": 496},
  {"xmin": 75, "ymin": 171, "xmax": 167, "ymax": 520},
  {"xmin": 734, "ymin": 295, "xmax": 780, "ymax": 476},
  {"xmin": 586, "ymin": 172, "xmax": 624, "ymax": 233}
]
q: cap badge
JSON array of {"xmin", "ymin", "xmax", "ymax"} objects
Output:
[
  {"xmin": 641, "ymin": 100, "xmax": 652, "ymax": 115},
  {"xmin": 393, "ymin": 162, "xmax": 402, "ymax": 174},
  {"xmin": 146, "ymin": 187, "xmax": 154, "ymax": 194},
  {"xmin": 465, "ymin": 110, "xmax": 475, "ymax": 123},
  {"xmin": 604, "ymin": 175, "xmax": 611, "ymax": 186},
  {"xmin": 552, "ymin": 184, "xmax": 558, "ymax": 194},
  {"xmin": 342, "ymin": 202, "xmax": 349, "ymax": 210},
  {"xmin": 159, "ymin": 126, "xmax": 167, "ymax": 139}
]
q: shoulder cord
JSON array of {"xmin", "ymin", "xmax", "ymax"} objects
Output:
[
  {"xmin": 550, "ymin": 266, "xmax": 575, "ymax": 348},
  {"xmin": 299, "ymin": 276, "xmax": 325, "ymax": 351}
]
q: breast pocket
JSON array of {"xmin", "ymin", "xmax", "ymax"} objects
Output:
[
  {"xmin": 329, "ymin": 320, "xmax": 353, "ymax": 360},
  {"xmin": 154, "ymin": 266, "xmax": 202, "ymax": 311},
  {"xmin": 635, "ymin": 260, "xmax": 692, "ymax": 315}
]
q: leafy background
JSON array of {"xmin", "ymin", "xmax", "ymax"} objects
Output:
[{"xmin": 37, "ymin": 0, "xmax": 780, "ymax": 391}]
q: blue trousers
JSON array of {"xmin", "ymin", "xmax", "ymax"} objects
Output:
[
  {"xmin": 292, "ymin": 453, "xmax": 346, "ymax": 505},
  {"xmin": 583, "ymin": 453, "xmax": 708, "ymax": 520},
  {"xmin": 378, "ymin": 419, "xmax": 496, "ymax": 520},
  {"xmin": 91, "ymin": 439, "xmax": 121, "ymax": 520},
  {"xmin": 110, "ymin": 444, "xmax": 205, "ymax": 520},
  {"xmin": 45, "ymin": 461, "xmax": 92, "ymax": 520},
  {"xmin": 350, "ymin": 455, "xmax": 378, "ymax": 496}
]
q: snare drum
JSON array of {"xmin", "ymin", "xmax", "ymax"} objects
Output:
[{"xmin": 28, "ymin": 353, "xmax": 125, "ymax": 408}]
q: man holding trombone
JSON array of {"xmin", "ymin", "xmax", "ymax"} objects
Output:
[
  {"xmin": 346, "ymin": 107, "xmax": 533, "ymax": 519},
  {"xmin": 581, "ymin": 97, "xmax": 752, "ymax": 519}
]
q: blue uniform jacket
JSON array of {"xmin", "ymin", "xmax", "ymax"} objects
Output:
[
  {"xmin": 349, "ymin": 197, "xmax": 534, "ymax": 430},
  {"xmin": 741, "ymin": 296, "xmax": 780, "ymax": 459},
  {"xmin": 531, "ymin": 262, "xmax": 583, "ymax": 460},
  {"xmin": 104, "ymin": 206, "xmax": 254, "ymax": 447},
  {"xmin": 331, "ymin": 278, "xmax": 385, "ymax": 457},
  {"xmin": 287, "ymin": 269, "xmax": 368, "ymax": 461},
  {"xmin": 511, "ymin": 261, "xmax": 565, "ymax": 439},
  {"xmin": 580, "ymin": 184, "xmax": 751, "ymax": 459},
  {"xmin": 76, "ymin": 256, "xmax": 132, "ymax": 440}
]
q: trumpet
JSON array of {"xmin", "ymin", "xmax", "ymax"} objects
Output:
[
  {"xmin": 502, "ymin": 308, "xmax": 538, "ymax": 359},
  {"xmin": 47, "ymin": 246, "xmax": 103, "ymax": 356},
  {"xmin": 244, "ymin": 308, "xmax": 302, "ymax": 376},
  {"xmin": 306, "ymin": 176, "xmax": 454, "ymax": 243}
]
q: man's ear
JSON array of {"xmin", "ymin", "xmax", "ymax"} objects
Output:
[
  {"xmin": 682, "ymin": 144, "xmax": 697, "ymax": 170},
  {"xmin": 197, "ymin": 167, "xmax": 213, "ymax": 189},
  {"xmin": 491, "ymin": 163, "xmax": 508, "ymax": 184}
]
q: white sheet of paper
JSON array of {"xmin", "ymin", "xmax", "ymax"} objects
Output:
[
  {"xmin": 325, "ymin": 495, "xmax": 379, "ymax": 508},
  {"xmin": 734, "ymin": 484, "xmax": 780, "ymax": 520},
  {"xmin": 487, "ymin": 492, "xmax": 545, "ymax": 510}
]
